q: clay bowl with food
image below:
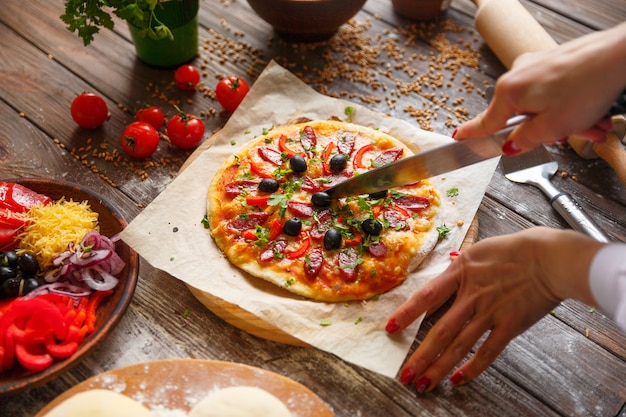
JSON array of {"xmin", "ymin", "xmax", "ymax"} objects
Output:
[
  {"xmin": 0, "ymin": 178, "xmax": 139, "ymax": 397},
  {"xmin": 247, "ymin": 0, "xmax": 366, "ymax": 41},
  {"xmin": 391, "ymin": 0, "xmax": 452, "ymax": 21}
]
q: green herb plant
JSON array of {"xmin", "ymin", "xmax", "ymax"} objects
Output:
[{"xmin": 61, "ymin": 0, "xmax": 175, "ymax": 46}]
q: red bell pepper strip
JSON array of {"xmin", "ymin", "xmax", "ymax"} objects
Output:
[
  {"xmin": 14, "ymin": 340, "xmax": 53, "ymax": 372},
  {"xmin": 278, "ymin": 134, "xmax": 305, "ymax": 158},
  {"xmin": 353, "ymin": 144, "xmax": 375, "ymax": 169},
  {"xmin": 245, "ymin": 195, "xmax": 271, "ymax": 207},
  {"xmin": 268, "ymin": 219, "xmax": 283, "ymax": 241},
  {"xmin": 249, "ymin": 160, "xmax": 273, "ymax": 179},
  {"xmin": 243, "ymin": 229, "xmax": 258, "ymax": 241},
  {"xmin": 321, "ymin": 142, "xmax": 336, "ymax": 175},
  {"xmin": 85, "ymin": 290, "xmax": 113, "ymax": 334},
  {"xmin": 285, "ymin": 231, "xmax": 310, "ymax": 259},
  {"xmin": 45, "ymin": 338, "xmax": 79, "ymax": 359}
]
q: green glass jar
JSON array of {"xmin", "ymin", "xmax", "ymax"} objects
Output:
[{"xmin": 129, "ymin": 0, "xmax": 199, "ymax": 68}]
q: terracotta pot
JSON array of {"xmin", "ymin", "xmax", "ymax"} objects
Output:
[
  {"xmin": 129, "ymin": 0, "xmax": 199, "ymax": 68},
  {"xmin": 391, "ymin": 0, "xmax": 452, "ymax": 20}
]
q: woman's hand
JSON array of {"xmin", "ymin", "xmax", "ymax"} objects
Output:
[
  {"xmin": 386, "ymin": 228, "xmax": 604, "ymax": 392},
  {"xmin": 454, "ymin": 22, "xmax": 626, "ymax": 154}
]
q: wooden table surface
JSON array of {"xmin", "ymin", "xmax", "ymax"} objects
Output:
[{"xmin": 1, "ymin": 0, "xmax": 625, "ymax": 415}]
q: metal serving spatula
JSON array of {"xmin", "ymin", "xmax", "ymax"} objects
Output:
[{"xmin": 500, "ymin": 146, "xmax": 610, "ymax": 242}]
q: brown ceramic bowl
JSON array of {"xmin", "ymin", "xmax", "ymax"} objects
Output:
[
  {"xmin": 391, "ymin": 0, "xmax": 452, "ymax": 20},
  {"xmin": 0, "ymin": 178, "xmax": 139, "ymax": 397},
  {"xmin": 247, "ymin": 0, "xmax": 367, "ymax": 41}
]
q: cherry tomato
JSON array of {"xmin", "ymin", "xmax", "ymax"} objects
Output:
[
  {"xmin": 120, "ymin": 121, "xmax": 159, "ymax": 158},
  {"xmin": 135, "ymin": 106, "xmax": 165, "ymax": 130},
  {"xmin": 174, "ymin": 65, "xmax": 200, "ymax": 91},
  {"xmin": 70, "ymin": 92, "xmax": 108, "ymax": 129},
  {"xmin": 166, "ymin": 113, "xmax": 205, "ymax": 150},
  {"xmin": 215, "ymin": 76, "xmax": 250, "ymax": 112}
]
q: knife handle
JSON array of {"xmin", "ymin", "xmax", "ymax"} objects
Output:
[{"xmin": 550, "ymin": 193, "xmax": 611, "ymax": 242}]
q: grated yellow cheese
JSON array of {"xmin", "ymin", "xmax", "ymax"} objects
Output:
[{"xmin": 17, "ymin": 198, "xmax": 99, "ymax": 269}]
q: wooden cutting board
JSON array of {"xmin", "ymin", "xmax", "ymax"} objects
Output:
[
  {"xmin": 36, "ymin": 359, "xmax": 333, "ymax": 416},
  {"xmin": 181, "ymin": 134, "xmax": 479, "ymax": 346}
]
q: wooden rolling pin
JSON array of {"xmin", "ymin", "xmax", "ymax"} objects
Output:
[{"xmin": 471, "ymin": 0, "xmax": 626, "ymax": 186}]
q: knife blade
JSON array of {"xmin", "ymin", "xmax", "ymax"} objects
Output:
[{"xmin": 324, "ymin": 114, "xmax": 529, "ymax": 199}]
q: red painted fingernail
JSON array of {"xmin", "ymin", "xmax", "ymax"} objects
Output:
[
  {"xmin": 385, "ymin": 318, "xmax": 400, "ymax": 333},
  {"xmin": 451, "ymin": 128, "xmax": 458, "ymax": 139},
  {"xmin": 400, "ymin": 368, "xmax": 416, "ymax": 385},
  {"xmin": 502, "ymin": 140, "xmax": 521, "ymax": 156},
  {"xmin": 450, "ymin": 370, "xmax": 466, "ymax": 385},
  {"xmin": 415, "ymin": 376, "xmax": 431, "ymax": 393},
  {"xmin": 555, "ymin": 137, "xmax": 568, "ymax": 144}
]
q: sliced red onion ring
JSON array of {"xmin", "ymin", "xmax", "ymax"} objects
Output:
[{"xmin": 46, "ymin": 230, "xmax": 125, "ymax": 291}]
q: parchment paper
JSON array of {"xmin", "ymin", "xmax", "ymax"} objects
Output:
[{"xmin": 121, "ymin": 61, "xmax": 498, "ymax": 378}]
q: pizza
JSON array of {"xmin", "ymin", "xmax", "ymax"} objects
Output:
[{"xmin": 207, "ymin": 119, "xmax": 441, "ymax": 302}]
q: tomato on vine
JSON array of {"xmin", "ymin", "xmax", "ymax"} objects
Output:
[
  {"xmin": 166, "ymin": 109, "xmax": 205, "ymax": 150},
  {"xmin": 135, "ymin": 106, "xmax": 165, "ymax": 130},
  {"xmin": 70, "ymin": 92, "xmax": 109, "ymax": 129},
  {"xmin": 215, "ymin": 76, "xmax": 250, "ymax": 112},
  {"xmin": 120, "ymin": 121, "xmax": 160, "ymax": 158},
  {"xmin": 174, "ymin": 65, "xmax": 200, "ymax": 91}
]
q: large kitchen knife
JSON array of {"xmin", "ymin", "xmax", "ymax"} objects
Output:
[{"xmin": 325, "ymin": 114, "xmax": 529, "ymax": 199}]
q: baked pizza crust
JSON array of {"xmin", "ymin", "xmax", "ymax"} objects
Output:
[{"xmin": 208, "ymin": 120, "xmax": 440, "ymax": 302}]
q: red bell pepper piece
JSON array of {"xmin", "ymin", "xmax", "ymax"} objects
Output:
[
  {"xmin": 243, "ymin": 229, "xmax": 258, "ymax": 241},
  {"xmin": 249, "ymin": 160, "xmax": 273, "ymax": 179},
  {"xmin": 268, "ymin": 219, "xmax": 283, "ymax": 241},
  {"xmin": 321, "ymin": 142, "xmax": 336, "ymax": 175},
  {"xmin": 285, "ymin": 231, "xmax": 310, "ymax": 259},
  {"xmin": 353, "ymin": 144, "xmax": 375, "ymax": 169},
  {"xmin": 245, "ymin": 195, "xmax": 271, "ymax": 207},
  {"xmin": 0, "ymin": 208, "xmax": 25, "ymax": 228},
  {"xmin": 84, "ymin": 290, "xmax": 113, "ymax": 334},
  {"xmin": 278, "ymin": 134, "xmax": 300, "ymax": 158},
  {"xmin": 45, "ymin": 338, "xmax": 79, "ymax": 359},
  {"xmin": 14, "ymin": 340, "xmax": 53, "ymax": 372}
]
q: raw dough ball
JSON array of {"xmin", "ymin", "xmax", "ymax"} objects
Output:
[
  {"xmin": 189, "ymin": 385, "xmax": 291, "ymax": 417},
  {"xmin": 43, "ymin": 389, "xmax": 152, "ymax": 417}
]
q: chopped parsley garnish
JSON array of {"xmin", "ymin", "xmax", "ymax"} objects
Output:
[
  {"xmin": 344, "ymin": 106, "xmax": 355, "ymax": 122},
  {"xmin": 320, "ymin": 319, "xmax": 332, "ymax": 326},
  {"xmin": 437, "ymin": 224, "xmax": 451, "ymax": 240},
  {"xmin": 446, "ymin": 187, "xmax": 459, "ymax": 197},
  {"xmin": 201, "ymin": 215, "xmax": 210, "ymax": 229},
  {"xmin": 285, "ymin": 278, "xmax": 295, "ymax": 287},
  {"xmin": 354, "ymin": 317, "xmax": 363, "ymax": 325}
]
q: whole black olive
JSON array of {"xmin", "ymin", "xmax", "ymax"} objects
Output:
[
  {"xmin": 17, "ymin": 253, "xmax": 39, "ymax": 277},
  {"xmin": 329, "ymin": 154, "xmax": 347, "ymax": 172},
  {"xmin": 361, "ymin": 219, "xmax": 383, "ymax": 236},
  {"xmin": 1, "ymin": 277, "xmax": 21, "ymax": 298},
  {"xmin": 22, "ymin": 278, "xmax": 40, "ymax": 295},
  {"xmin": 369, "ymin": 190, "xmax": 388, "ymax": 200},
  {"xmin": 283, "ymin": 218, "xmax": 302, "ymax": 236},
  {"xmin": 324, "ymin": 228, "xmax": 342, "ymax": 250},
  {"xmin": 258, "ymin": 178, "xmax": 280, "ymax": 193},
  {"xmin": 0, "ymin": 266, "xmax": 17, "ymax": 283},
  {"xmin": 289, "ymin": 155, "xmax": 307, "ymax": 173},
  {"xmin": 311, "ymin": 192, "xmax": 331, "ymax": 208},
  {"xmin": 1, "ymin": 250, "xmax": 18, "ymax": 268}
]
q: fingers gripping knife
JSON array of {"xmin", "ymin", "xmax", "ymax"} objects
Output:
[
  {"xmin": 500, "ymin": 147, "xmax": 611, "ymax": 243},
  {"xmin": 471, "ymin": 0, "xmax": 626, "ymax": 186}
]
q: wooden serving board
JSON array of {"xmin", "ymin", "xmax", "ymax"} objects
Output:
[{"xmin": 181, "ymin": 135, "xmax": 479, "ymax": 346}]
